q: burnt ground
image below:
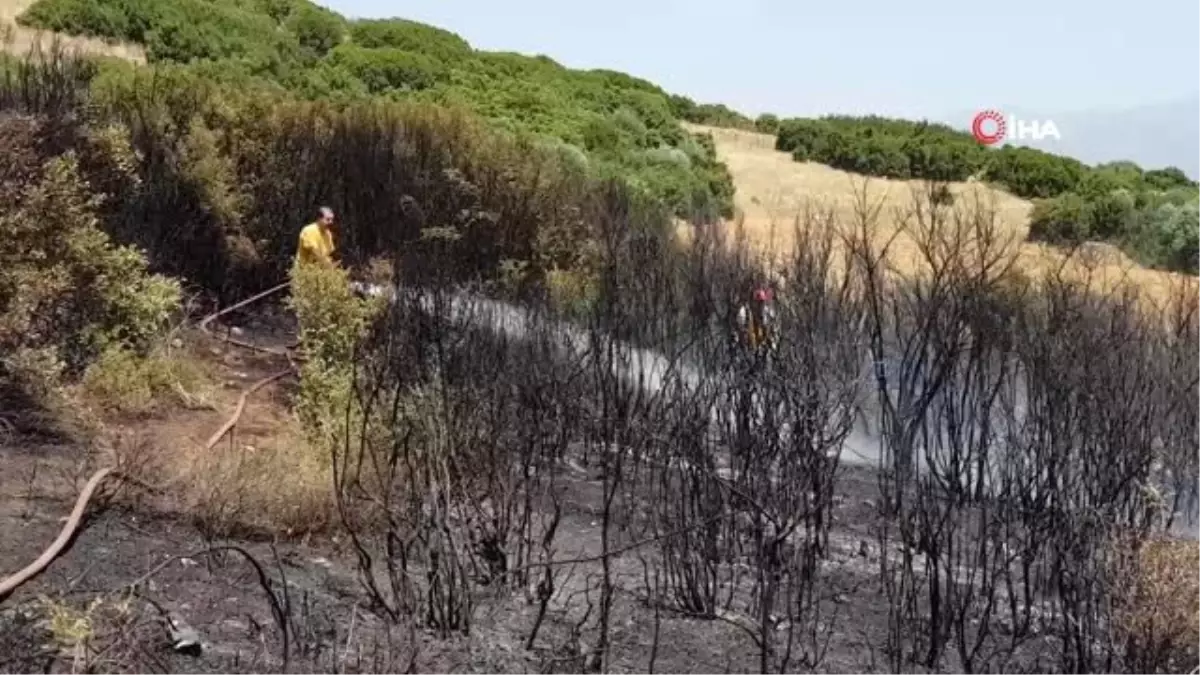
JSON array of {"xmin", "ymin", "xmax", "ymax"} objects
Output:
[
  {"xmin": 0, "ymin": 450, "xmax": 894, "ymax": 674},
  {"xmin": 0, "ymin": 306, "xmax": 1066, "ymax": 674}
]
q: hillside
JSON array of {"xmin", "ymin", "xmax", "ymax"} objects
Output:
[
  {"xmin": 690, "ymin": 123, "xmax": 1196, "ymax": 304},
  {"xmin": 10, "ymin": 0, "xmax": 736, "ymax": 221},
  {"xmin": 9, "ymin": 0, "xmax": 1198, "ymax": 282},
  {"xmin": 678, "ymin": 106, "xmax": 1198, "ymax": 278}
]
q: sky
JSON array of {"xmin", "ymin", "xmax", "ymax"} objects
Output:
[{"xmin": 321, "ymin": 0, "xmax": 1200, "ymax": 123}]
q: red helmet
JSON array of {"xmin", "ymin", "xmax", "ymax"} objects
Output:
[{"xmin": 754, "ymin": 287, "xmax": 772, "ymax": 303}]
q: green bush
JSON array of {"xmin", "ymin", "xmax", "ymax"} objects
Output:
[
  {"xmin": 325, "ymin": 44, "xmax": 445, "ymax": 94},
  {"xmin": 348, "ymin": 17, "xmax": 471, "ymax": 61},
  {"xmin": 0, "ymin": 114, "xmax": 180, "ymax": 394},
  {"xmin": 1144, "ymin": 166, "xmax": 1195, "ymax": 191},
  {"xmin": 288, "ymin": 262, "xmax": 377, "ymax": 365},
  {"xmin": 754, "ymin": 113, "xmax": 779, "ymax": 134},
  {"xmin": 776, "ymin": 116, "xmax": 984, "ymax": 183},
  {"xmin": 1085, "ymin": 189, "xmax": 1136, "ymax": 240},
  {"xmin": 983, "ymin": 145, "xmax": 1085, "ymax": 199},
  {"xmin": 287, "ymin": 4, "xmax": 345, "ymax": 60},
  {"xmin": 1028, "ymin": 192, "xmax": 1090, "ymax": 244},
  {"xmin": 1128, "ymin": 198, "xmax": 1200, "ymax": 272},
  {"xmin": 772, "ymin": 114, "xmax": 1189, "ymax": 204},
  {"xmin": 1029, "ymin": 188, "xmax": 1199, "ymax": 273},
  {"xmin": 286, "ymin": 261, "xmax": 381, "ymax": 449},
  {"xmin": 668, "ymin": 94, "xmax": 755, "ymax": 130}
]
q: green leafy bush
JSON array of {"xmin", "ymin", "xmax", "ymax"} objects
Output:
[
  {"xmin": 668, "ymin": 94, "xmax": 754, "ymax": 130},
  {"xmin": 776, "ymin": 116, "xmax": 985, "ymax": 183},
  {"xmin": 983, "ymin": 145, "xmax": 1085, "ymax": 198},
  {"xmin": 348, "ymin": 18, "xmax": 471, "ymax": 61},
  {"xmin": 1144, "ymin": 166, "xmax": 1195, "ymax": 191},
  {"xmin": 286, "ymin": 261, "xmax": 380, "ymax": 448},
  {"xmin": 773, "ymin": 114, "xmax": 1197, "ymax": 203},
  {"xmin": 1128, "ymin": 198, "xmax": 1200, "ymax": 272},
  {"xmin": 0, "ymin": 114, "xmax": 180, "ymax": 402},
  {"xmin": 1027, "ymin": 193, "xmax": 1090, "ymax": 244},
  {"xmin": 287, "ymin": 4, "xmax": 345, "ymax": 60},
  {"xmin": 754, "ymin": 113, "xmax": 779, "ymax": 134},
  {"xmin": 325, "ymin": 44, "xmax": 444, "ymax": 94},
  {"xmin": 1085, "ymin": 189, "xmax": 1136, "ymax": 240},
  {"xmin": 1029, "ymin": 188, "xmax": 1199, "ymax": 272}
]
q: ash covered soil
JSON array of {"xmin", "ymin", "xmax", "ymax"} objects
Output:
[
  {"xmin": 0, "ymin": 444, "xmax": 889, "ymax": 673},
  {"xmin": 0, "ymin": 309, "xmax": 1052, "ymax": 674}
]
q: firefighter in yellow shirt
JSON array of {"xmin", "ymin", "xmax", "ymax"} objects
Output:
[
  {"xmin": 294, "ymin": 206, "xmax": 387, "ymax": 298},
  {"xmin": 295, "ymin": 206, "xmax": 337, "ymax": 269}
]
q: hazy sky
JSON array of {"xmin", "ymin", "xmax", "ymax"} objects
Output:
[{"xmin": 321, "ymin": 0, "xmax": 1199, "ymax": 122}]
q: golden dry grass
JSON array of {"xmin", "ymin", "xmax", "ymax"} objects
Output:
[
  {"xmin": 0, "ymin": 0, "xmax": 144, "ymax": 62},
  {"xmin": 686, "ymin": 122, "xmax": 1197, "ymax": 306}
]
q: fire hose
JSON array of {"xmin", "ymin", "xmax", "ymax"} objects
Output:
[{"xmin": 0, "ymin": 281, "xmax": 300, "ymax": 603}]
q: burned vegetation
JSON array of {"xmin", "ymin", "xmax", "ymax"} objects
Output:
[{"xmin": 0, "ymin": 46, "xmax": 1197, "ymax": 674}]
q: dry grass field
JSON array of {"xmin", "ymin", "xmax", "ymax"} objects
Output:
[
  {"xmin": 685, "ymin": 122, "xmax": 1196, "ymax": 307},
  {"xmin": 0, "ymin": 0, "xmax": 144, "ymax": 62}
]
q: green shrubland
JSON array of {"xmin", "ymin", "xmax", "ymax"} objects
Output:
[
  {"xmin": 287, "ymin": 261, "xmax": 380, "ymax": 453},
  {"xmin": 16, "ymin": 0, "xmax": 736, "ymax": 221}
]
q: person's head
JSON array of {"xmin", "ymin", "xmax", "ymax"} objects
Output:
[
  {"xmin": 317, "ymin": 206, "xmax": 335, "ymax": 229},
  {"xmin": 753, "ymin": 286, "xmax": 772, "ymax": 304}
]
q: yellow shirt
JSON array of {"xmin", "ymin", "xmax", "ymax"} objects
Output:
[{"xmin": 296, "ymin": 222, "xmax": 335, "ymax": 267}]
